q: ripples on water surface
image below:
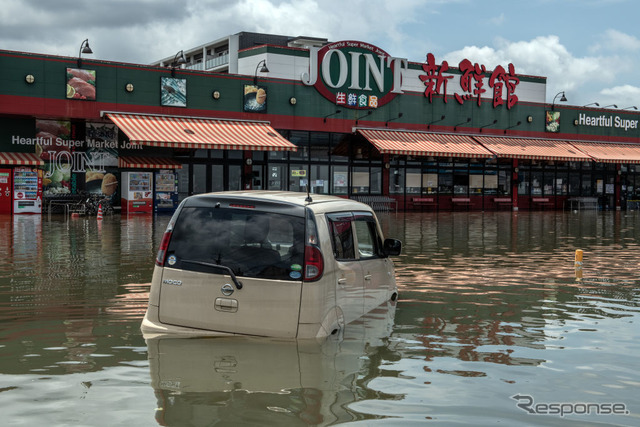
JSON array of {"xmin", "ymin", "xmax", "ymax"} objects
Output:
[{"xmin": 0, "ymin": 211, "xmax": 638, "ymax": 426}]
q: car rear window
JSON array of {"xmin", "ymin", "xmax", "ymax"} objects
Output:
[{"xmin": 165, "ymin": 207, "xmax": 305, "ymax": 281}]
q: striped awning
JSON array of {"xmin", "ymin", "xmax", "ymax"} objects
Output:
[
  {"xmin": 568, "ymin": 141, "xmax": 640, "ymax": 163},
  {"xmin": 474, "ymin": 137, "xmax": 592, "ymax": 161},
  {"xmin": 105, "ymin": 113, "xmax": 297, "ymax": 151},
  {"xmin": 0, "ymin": 152, "xmax": 44, "ymax": 166},
  {"xmin": 118, "ymin": 156, "xmax": 182, "ymax": 169},
  {"xmin": 357, "ymin": 129, "xmax": 493, "ymax": 158}
]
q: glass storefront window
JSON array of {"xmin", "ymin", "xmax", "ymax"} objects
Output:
[
  {"xmin": 581, "ymin": 173, "xmax": 592, "ymax": 195},
  {"xmin": 453, "ymin": 170, "xmax": 469, "ymax": 195},
  {"xmin": 438, "ymin": 170, "xmax": 453, "ymax": 195},
  {"xmin": 389, "ymin": 168, "xmax": 404, "ymax": 194},
  {"xmin": 543, "ymin": 170, "xmax": 555, "ymax": 195},
  {"xmin": 332, "ymin": 165, "xmax": 348, "ymax": 194},
  {"xmin": 568, "ymin": 172, "xmax": 580, "ymax": 196},
  {"xmin": 352, "ymin": 167, "xmax": 369, "ymax": 194},
  {"xmin": 211, "ymin": 164, "xmax": 223, "ymax": 192},
  {"xmin": 289, "ymin": 131, "xmax": 309, "ymax": 161},
  {"xmin": 229, "ymin": 165, "xmax": 241, "ymax": 191},
  {"xmin": 469, "ymin": 163, "xmax": 484, "ymax": 195},
  {"xmin": 531, "ymin": 170, "xmax": 543, "ymax": 195},
  {"xmin": 178, "ymin": 164, "xmax": 189, "ymax": 200},
  {"xmin": 405, "ymin": 168, "xmax": 421, "ymax": 194},
  {"xmin": 228, "ymin": 150, "xmax": 243, "ymax": 160},
  {"xmin": 370, "ymin": 167, "xmax": 382, "ymax": 194},
  {"xmin": 310, "ymin": 133, "xmax": 330, "ymax": 161},
  {"xmin": 289, "ymin": 164, "xmax": 308, "ymax": 192},
  {"xmin": 193, "ymin": 164, "xmax": 207, "ymax": 194},
  {"xmin": 422, "ymin": 162, "xmax": 438, "ymax": 195},
  {"xmin": 483, "ymin": 170, "xmax": 497, "ymax": 195},
  {"xmin": 267, "ymin": 164, "xmax": 286, "ymax": 190},
  {"xmin": 518, "ymin": 169, "xmax": 530, "ymax": 195},
  {"xmin": 194, "ymin": 149, "xmax": 208, "ymax": 158},
  {"xmin": 555, "ymin": 171, "xmax": 568, "ymax": 195},
  {"xmin": 211, "ymin": 150, "xmax": 224, "ymax": 159},
  {"xmin": 310, "ymin": 164, "xmax": 329, "ymax": 194},
  {"xmin": 498, "ymin": 164, "xmax": 511, "ymax": 195}
]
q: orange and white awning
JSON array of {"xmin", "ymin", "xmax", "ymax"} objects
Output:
[
  {"xmin": 0, "ymin": 152, "xmax": 44, "ymax": 166},
  {"xmin": 118, "ymin": 156, "xmax": 182, "ymax": 169},
  {"xmin": 474, "ymin": 136, "xmax": 592, "ymax": 161},
  {"xmin": 105, "ymin": 113, "xmax": 297, "ymax": 151},
  {"xmin": 357, "ymin": 129, "xmax": 493, "ymax": 158},
  {"xmin": 568, "ymin": 141, "xmax": 640, "ymax": 163}
]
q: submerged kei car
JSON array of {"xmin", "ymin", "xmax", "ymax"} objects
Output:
[{"xmin": 141, "ymin": 191, "xmax": 402, "ymax": 339}]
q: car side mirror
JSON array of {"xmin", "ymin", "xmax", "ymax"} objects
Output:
[{"xmin": 383, "ymin": 238, "xmax": 402, "ymax": 256}]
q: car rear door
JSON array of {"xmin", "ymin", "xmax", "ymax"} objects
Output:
[{"xmin": 157, "ymin": 205, "xmax": 306, "ymax": 338}]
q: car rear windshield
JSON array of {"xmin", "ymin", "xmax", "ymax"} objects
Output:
[{"xmin": 165, "ymin": 206, "xmax": 305, "ymax": 281}]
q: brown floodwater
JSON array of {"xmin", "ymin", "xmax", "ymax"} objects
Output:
[{"xmin": 0, "ymin": 210, "xmax": 638, "ymax": 426}]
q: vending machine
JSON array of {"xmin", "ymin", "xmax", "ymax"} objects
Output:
[
  {"xmin": 0, "ymin": 169, "xmax": 12, "ymax": 214},
  {"xmin": 13, "ymin": 167, "xmax": 42, "ymax": 214},
  {"xmin": 121, "ymin": 171, "xmax": 153, "ymax": 214},
  {"xmin": 154, "ymin": 170, "xmax": 179, "ymax": 213}
]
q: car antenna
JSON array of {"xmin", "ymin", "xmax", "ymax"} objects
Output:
[{"xmin": 305, "ymin": 183, "xmax": 313, "ymax": 203}]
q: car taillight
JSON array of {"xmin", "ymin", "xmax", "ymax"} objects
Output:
[
  {"xmin": 156, "ymin": 230, "xmax": 173, "ymax": 266},
  {"xmin": 304, "ymin": 244, "xmax": 324, "ymax": 281}
]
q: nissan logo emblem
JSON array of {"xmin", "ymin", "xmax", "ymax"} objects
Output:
[{"xmin": 221, "ymin": 284, "xmax": 234, "ymax": 296}]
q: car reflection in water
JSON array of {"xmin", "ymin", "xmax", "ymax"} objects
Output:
[{"xmin": 145, "ymin": 300, "xmax": 400, "ymax": 426}]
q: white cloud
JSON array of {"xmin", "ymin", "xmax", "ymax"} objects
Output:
[
  {"xmin": 590, "ymin": 29, "xmax": 640, "ymax": 53},
  {"xmin": 442, "ymin": 35, "xmax": 634, "ymax": 104}
]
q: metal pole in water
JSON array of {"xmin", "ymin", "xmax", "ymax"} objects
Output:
[{"xmin": 575, "ymin": 249, "xmax": 583, "ymax": 281}]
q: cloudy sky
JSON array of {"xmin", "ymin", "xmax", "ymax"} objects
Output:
[{"xmin": 2, "ymin": 0, "xmax": 639, "ymax": 108}]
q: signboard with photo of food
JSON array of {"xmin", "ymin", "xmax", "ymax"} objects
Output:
[
  {"xmin": 243, "ymin": 85, "xmax": 267, "ymax": 113},
  {"xmin": 160, "ymin": 77, "xmax": 187, "ymax": 107},
  {"xmin": 85, "ymin": 170, "xmax": 118, "ymax": 199},
  {"xmin": 66, "ymin": 68, "xmax": 96, "ymax": 101}
]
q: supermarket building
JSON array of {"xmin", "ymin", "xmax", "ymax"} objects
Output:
[{"xmin": 2, "ymin": 31, "xmax": 640, "ymax": 214}]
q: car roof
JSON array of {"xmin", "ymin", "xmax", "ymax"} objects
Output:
[{"xmin": 187, "ymin": 191, "xmax": 372, "ymax": 213}]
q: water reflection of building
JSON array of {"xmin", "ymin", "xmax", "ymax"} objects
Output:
[{"xmin": 146, "ymin": 301, "xmax": 401, "ymax": 425}]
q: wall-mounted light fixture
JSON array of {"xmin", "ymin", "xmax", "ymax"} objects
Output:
[
  {"xmin": 289, "ymin": 97, "xmax": 297, "ymax": 105},
  {"xmin": 245, "ymin": 158, "xmax": 253, "ymax": 166},
  {"xmin": 77, "ymin": 39, "xmax": 93, "ymax": 68},
  {"xmin": 479, "ymin": 119, "xmax": 498, "ymax": 132},
  {"xmin": 622, "ymin": 106, "xmax": 638, "ymax": 110},
  {"xmin": 385, "ymin": 113, "xmax": 403, "ymax": 127},
  {"xmin": 212, "ymin": 90, "xmax": 220, "ymax": 99},
  {"xmin": 453, "ymin": 117, "xmax": 471, "ymax": 131},
  {"xmin": 171, "ymin": 50, "xmax": 186, "ymax": 77},
  {"xmin": 584, "ymin": 102, "xmax": 599, "ymax": 107},
  {"xmin": 604, "ymin": 104, "xmax": 618, "ymax": 108},
  {"xmin": 427, "ymin": 115, "xmax": 445, "ymax": 129},
  {"xmin": 527, "ymin": 115, "xmax": 533, "ymax": 123},
  {"xmin": 25, "ymin": 74, "xmax": 35, "ymax": 84},
  {"xmin": 504, "ymin": 121, "xmax": 522, "ymax": 134},
  {"xmin": 323, "ymin": 110, "xmax": 341, "ymax": 123},
  {"xmin": 551, "ymin": 91, "xmax": 567, "ymax": 110},
  {"xmin": 253, "ymin": 59, "xmax": 269, "ymax": 85},
  {"xmin": 355, "ymin": 110, "xmax": 372, "ymax": 125},
  {"xmin": 125, "ymin": 83, "xmax": 134, "ymax": 92}
]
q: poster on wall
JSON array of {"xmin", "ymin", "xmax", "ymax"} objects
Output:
[
  {"xmin": 243, "ymin": 85, "xmax": 267, "ymax": 113},
  {"xmin": 66, "ymin": 68, "xmax": 96, "ymax": 100},
  {"xmin": 36, "ymin": 119, "xmax": 73, "ymax": 197},
  {"xmin": 86, "ymin": 122, "xmax": 118, "ymax": 167},
  {"xmin": 545, "ymin": 111, "xmax": 560, "ymax": 133},
  {"xmin": 160, "ymin": 77, "xmax": 187, "ymax": 107}
]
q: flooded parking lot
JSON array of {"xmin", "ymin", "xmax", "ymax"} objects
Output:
[{"xmin": 0, "ymin": 211, "xmax": 638, "ymax": 425}]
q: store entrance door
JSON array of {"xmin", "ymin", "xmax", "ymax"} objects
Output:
[{"xmin": 0, "ymin": 169, "xmax": 12, "ymax": 214}]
